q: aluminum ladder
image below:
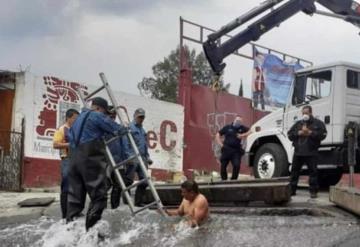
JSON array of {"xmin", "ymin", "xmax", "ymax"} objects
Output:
[{"xmin": 77, "ymin": 72, "xmax": 166, "ymax": 216}]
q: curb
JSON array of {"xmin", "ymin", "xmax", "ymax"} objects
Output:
[{"xmin": 23, "ymin": 187, "xmax": 60, "ymax": 193}]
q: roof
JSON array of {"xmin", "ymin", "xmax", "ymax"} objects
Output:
[{"xmin": 297, "ymin": 61, "xmax": 360, "ymax": 73}]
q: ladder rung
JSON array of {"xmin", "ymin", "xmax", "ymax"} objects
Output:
[
  {"xmin": 133, "ymin": 201, "xmax": 161, "ymax": 214},
  {"xmin": 84, "ymin": 85, "xmax": 105, "ymax": 101},
  {"xmin": 123, "ymin": 178, "xmax": 148, "ymax": 192},
  {"xmin": 104, "ymin": 135, "xmax": 121, "ymax": 145},
  {"xmin": 114, "ymin": 154, "xmax": 139, "ymax": 169}
]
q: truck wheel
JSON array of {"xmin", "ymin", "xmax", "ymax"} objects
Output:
[
  {"xmin": 318, "ymin": 168, "xmax": 343, "ymax": 188},
  {"xmin": 253, "ymin": 143, "xmax": 288, "ymax": 179}
]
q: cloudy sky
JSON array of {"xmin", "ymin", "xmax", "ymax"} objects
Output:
[{"xmin": 1, "ymin": 0, "xmax": 360, "ymax": 98}]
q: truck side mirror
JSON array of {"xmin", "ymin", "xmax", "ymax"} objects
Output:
[{"xmin": 324, "ymin": 116, "xmax": 330, "ymax": 124}]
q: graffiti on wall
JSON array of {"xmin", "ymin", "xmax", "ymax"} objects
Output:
[
  {"xmin": 207, "ymin": 112, "xmax": 238, "ymax": 159},
  {"xmin": 33, "ymin": 77, "xmax": 87, "ymax": 158},
  {"xmin": 27, "ymin": 75, "xmax": 184, "ymax": 171},
  {"xmin": 36, "ymin": 76, "xmax": 87, "ymax": 139}
]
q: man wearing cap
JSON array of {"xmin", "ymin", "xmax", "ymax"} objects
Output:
[
  {"xmin": 125, "ymin": 108, "xmax": 153, "ymax": 207},
  {"xmin": 67, "ymin": 97, "xmax": 126, "ymax": 231}
]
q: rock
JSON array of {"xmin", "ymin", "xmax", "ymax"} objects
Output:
[{"xmin": 18, "ymin": 197, "xmax": 55, "ymax": 207}]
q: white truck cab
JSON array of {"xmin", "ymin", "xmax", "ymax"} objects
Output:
[{"xmin": 246, "ymin": 61, "xmax": 360, "ymax": 186}]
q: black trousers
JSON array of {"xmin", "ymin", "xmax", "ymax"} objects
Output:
[
  {"xmin": 60, "ymin": 158, "xmax": 70, "ymax": 219},
  {"xmin": 67, "ymin": 140, "xmax": 109, "ymax": 230},
  {"xmin": 110, "ymin": 169, "xmax": 132, "ymax": 209},
  {"xmin": 290, "ymin": 155, "xmax": 318, "ymax": 193},
  {"xmin": 220, "ymin": 146, "xmax": 243, "ymax": 180},
  {"xmin": 126, "ymin": 163, "xmax": 148, "ymax": 206}
]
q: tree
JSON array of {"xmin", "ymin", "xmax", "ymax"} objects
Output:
[{"xmin": 138, "ymin": 46, "xmax": 229, "ymax": 103}]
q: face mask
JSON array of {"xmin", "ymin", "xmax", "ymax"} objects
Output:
[
  {"xmin": 233, "ymin": 121, "xmax": 241, "ymax": 127},
  {"xmin": 302, "ymin": 114, "xmax": 310, "ymax": 121}
]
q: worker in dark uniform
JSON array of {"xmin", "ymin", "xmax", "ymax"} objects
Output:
[
  {"xmin": 125, "ymin": 108, "xmax": 153, "ymax": 207},
  {"xmin": 67, "ymin": 97, "xmax": 126, "ymax": 230},
  {"xmin": 287, "ymin": 105, "xmax": 327, "ymax": 198},
  {"xmin": 216, "ymin": 116, "xmax": 251, "ymax": 180},
  {"xmin": 106, "ymin": 106, "xmax": 132, "ymax": 209}
]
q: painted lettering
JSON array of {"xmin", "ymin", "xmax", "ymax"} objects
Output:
[{"xmin": 160, "ymin": 120, "xmax": 177, "ymax": 151}]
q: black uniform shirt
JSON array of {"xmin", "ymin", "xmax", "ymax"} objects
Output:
[
  {"xmin": 287, "ymin": 117, "xmax": 327, "ymax": 156},
  {"xmin": 219, "ymin": 124, "xmax": 249, "ymax": 150}
]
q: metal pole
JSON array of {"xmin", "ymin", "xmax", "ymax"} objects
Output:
[
  {"xmin": 180, "ymin": 16, "xmax": 184, "ymax": 72},
  {"xmin": 180, "ymin": 16, "xmax": 183, "ymax": 51},
  {"xmin": 0, "ymin": 146, "xmax": 3, "ymax": 164},
  {"xmin": 347, "ymin": 122, "xmax": 357, "ymax": 187}
]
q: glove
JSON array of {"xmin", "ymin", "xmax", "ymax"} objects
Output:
[{"xmin": 117, "ymin": 126, "xmax": 129, "ymax": 137}]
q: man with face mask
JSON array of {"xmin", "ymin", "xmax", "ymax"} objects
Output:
[
  {"xmin": 287, "ymin": 105, "xmax": 327, "ymax": 198},
  {"xmin": 216, "ymin": 116, "xmax": 251, "ymax": 180}
]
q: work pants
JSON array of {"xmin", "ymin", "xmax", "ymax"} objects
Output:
[
  {"xmin": 290, "ymin": 155, "xmax": 318, "ymax": 194},
  {"xmin": 67, "ymin": 140, "xmax": 108, "ymax": 230},
  {"xmin": 220, "ymin": 146, "xmax": 243, "ymax": 180},
  {"xmin": 60, "ymin": 158, "xmax": 70, "ymax": 219}
]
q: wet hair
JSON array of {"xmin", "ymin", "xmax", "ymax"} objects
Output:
[
  {"xmin": 181, "ymin": 180, "xmax": 199, "ymax": 194},
  {"xmin": 65, "ymin": 109, "xmax": 79, "ymax": 120},
  {"xmin": 302, "ymin": 105, "xmax": 312, "ymax": 113}
]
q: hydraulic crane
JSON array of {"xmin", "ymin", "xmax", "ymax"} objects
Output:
[{"xmin": 203, "ymin": 0, "xmax": 360, "ymax": 75}]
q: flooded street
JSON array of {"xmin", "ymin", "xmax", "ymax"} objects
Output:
[{"xmin": 1, "ymin": 203, "xmax": 359, "ymax": 247}]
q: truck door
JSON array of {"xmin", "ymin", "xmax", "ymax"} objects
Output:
[{"xmin": 284, "ymin": 69, "xmax": 333, "ymax": 145}]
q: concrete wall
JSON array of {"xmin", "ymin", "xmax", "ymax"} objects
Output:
[{"xmin": 12, "ymin": 73, "xmax": 184, "ymax": 187}]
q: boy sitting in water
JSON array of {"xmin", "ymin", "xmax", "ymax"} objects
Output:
[{"xmin": 164, "ymin": 180, "xmax": 209, "ymax": 227}]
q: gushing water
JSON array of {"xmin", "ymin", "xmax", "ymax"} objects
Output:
[{"xmin": 0, "ymin": 206, "xmax": 359, "ymax": 247}]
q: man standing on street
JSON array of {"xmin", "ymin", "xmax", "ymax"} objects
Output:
[
  {"xmin": 288, "ymin": 105, "xmax": 327, "ymax": 198},
  {"xmin": 67, "ymin": 97, "xmax": 126, "ymax": 230},
  {"xmin": 125, "ymin": 108, "xmax": 153, "ymax": 207},
  {"xmin": 216, "ymin": 116, "xmax": 251, "ymax": 180},
  {"xmin": 53, "ymin": 108, "xmax": 79, "ymax": 219}
]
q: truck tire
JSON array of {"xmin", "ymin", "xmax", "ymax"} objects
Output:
[
  {"xmin": 253, "ymin": 143, "xmax": 289, "ymax": 179},
  {"xmin": 318, "ymin": 168, "xmax": 343, "ymax": 188}
]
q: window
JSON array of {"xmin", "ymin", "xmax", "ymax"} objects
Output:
[
  {"xmin": 292, "ymin": 70, "xmax": 332, "ymax": 105},
  {"xmin": 347, "ymin": 70, "xmax": 360, "ymax": 89}
]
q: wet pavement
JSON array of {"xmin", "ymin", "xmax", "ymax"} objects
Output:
[{"xmin": 0, "ymin": 188, "xmax": 359, "ymax": 247}]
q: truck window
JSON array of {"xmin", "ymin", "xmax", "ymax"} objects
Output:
[
  {"xmin": 292, "ymin": 70, "xmax": 332, "ymax": 105},
  {"xmin": 347, "ymin": 70, "xmax": 360, "ymax": 89}
]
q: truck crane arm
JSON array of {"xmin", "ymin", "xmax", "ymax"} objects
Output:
[{"xmin": 203, "ymin": 0, "xmax": 360, "ymax": 75}]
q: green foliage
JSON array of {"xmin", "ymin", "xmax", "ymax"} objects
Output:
[{"xmin": 138, "ymin": 46, "xmax": 229, "ymax": 103}]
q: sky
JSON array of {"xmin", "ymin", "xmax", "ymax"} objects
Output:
[{"xmin": 1, "ymin": 0, "xmax": 360, "ymax": 98}]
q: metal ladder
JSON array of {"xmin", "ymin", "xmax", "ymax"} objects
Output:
[{"xmin": 77, "ymin": 72, "xmax": 166, "ymax": 216}]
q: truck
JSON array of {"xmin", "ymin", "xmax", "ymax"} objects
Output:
[
  {"xmin": 247, "ymin": 61, "xmax": 360, "ymax": 186},
  {"xmin": 203, "ymin": 0, "xmax": 360, "ymax": 186}
]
